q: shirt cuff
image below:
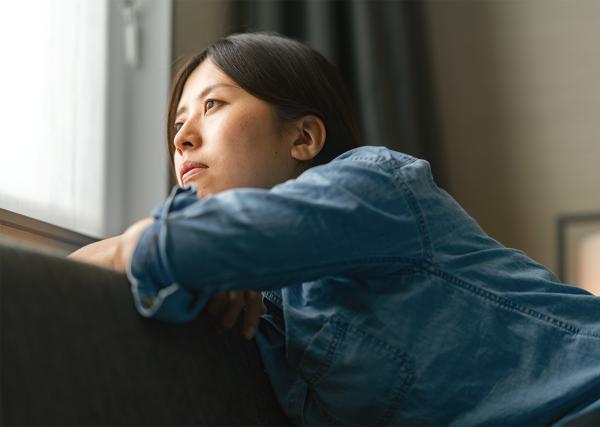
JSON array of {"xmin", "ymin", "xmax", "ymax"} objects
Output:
[{"xmin": 127, "ymin": 183, "xmax": 207, "ymax": 323}]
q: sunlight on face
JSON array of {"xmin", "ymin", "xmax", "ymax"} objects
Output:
[{"xmin": 172, "ymin": 59, "xmax": 301, "ymax": 197}]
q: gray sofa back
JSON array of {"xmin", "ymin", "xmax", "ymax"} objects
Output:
[{"xmin": 0, "ymin": 240, "xmax": 291, "ymax": 426}]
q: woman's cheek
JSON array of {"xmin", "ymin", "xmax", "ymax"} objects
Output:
[{"xmin": 215, "ymin": 116, "xmax": 248, "ymax": 145}]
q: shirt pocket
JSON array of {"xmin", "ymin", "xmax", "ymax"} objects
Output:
[{"xmin": 297, "ymin": 315, "xmax": 416, "ymax": 426}]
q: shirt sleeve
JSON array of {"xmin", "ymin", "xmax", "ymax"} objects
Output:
[{"xmin": 128, "ymin": 149, "xmax": 427, "ymax": 323}]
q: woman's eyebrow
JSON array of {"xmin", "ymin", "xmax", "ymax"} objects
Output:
[{"xmin": 176, "ymin": 83, "xmax": 237, "ymax": 117}]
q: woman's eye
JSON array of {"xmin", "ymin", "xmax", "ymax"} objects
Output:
[
  {"xmin": 174, "ymin": 122, "xmax": 183, "ymax": 133},
  {"xmin": 205, "ymin": 99, "xmax": 218, "ymax": 113}
]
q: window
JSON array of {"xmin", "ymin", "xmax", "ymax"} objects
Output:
[{"xmin": 0, "ymin": 0, "xmax": 171, "ymax": 242}]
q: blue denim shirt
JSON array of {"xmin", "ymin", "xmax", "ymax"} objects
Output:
[{"xmin": 127, "ymin": 146, "xmax": 600, "ymax": 426}]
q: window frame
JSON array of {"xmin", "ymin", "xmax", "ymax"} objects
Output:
[
  {"xmin": 0, "ymin": 207, "xmax": 96, "ymax": 254},
  {"xmin": 0, "ymin": 0, "xmax": 172, "ymax": 248}
]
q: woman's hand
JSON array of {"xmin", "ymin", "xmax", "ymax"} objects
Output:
[
  {"xmin": 70, "ymin": 217, "xmax": 265, "ymax": 339},
  {"xmin": 113, "ymin": 217, "xmax": 155, "ymax": 271},
  {"xmin": 204, "ymin": 290, "xmax": 267, "ymax": 340},
  {"xmin": 68, "ymin": 235, "xmax": 123, "ymax": 269},
  {"xmin": 69, "ymin": 217, "xmax": 154, "ymax": 272}
]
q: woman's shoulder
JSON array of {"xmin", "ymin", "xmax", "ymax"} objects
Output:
[
  {"xmin": 333, "ymin": 145, "xmax": 418, "ymax": 167},
  {"xmin": 289, "ymin": 146, "xmax": 438, "ymax": 210},
  {"xmin": 324, "ymin": 146, "xmax": 434, "ymax": 186}
]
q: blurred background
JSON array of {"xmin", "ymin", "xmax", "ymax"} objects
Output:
[{"xmin": 0, "ymin": 0, "xmax": 598, "ymax": 290}]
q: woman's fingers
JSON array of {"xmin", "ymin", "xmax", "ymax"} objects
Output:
[
  {"xmin": 205, "ymin": 290, "xmax": 268, "ymax": 339},
  {"xmin": 218, "ymin": 291, "xmax": 245, "ymax": 331},
  {"xmin": 242, "ymin": 291, "xmax": 267, "ymax": 340}
]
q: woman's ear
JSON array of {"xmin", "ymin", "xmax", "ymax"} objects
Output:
[{"xmin": 289, "ymin": 115, "xmax": 326, "ymax": 161}]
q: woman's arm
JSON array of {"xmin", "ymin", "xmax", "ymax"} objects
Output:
[
  {"xmin": 68, "ymin": 217, "xmax": 154, "ymax": 271},
  {"xmin": 130, "ymin": 148, "xmax": 426, "ymax": 323},
  {"xmin": 69, "ymin": 217, "xmax": 266, "ymax": 338},
  {"xmin": 68, "ymin": 234, "xmax": 123, "ymax": 268}
]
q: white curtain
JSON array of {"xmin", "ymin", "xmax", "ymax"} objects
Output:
[{"xmin": 0, "ymin": 0, "xmax": 108, "ymax": 237}]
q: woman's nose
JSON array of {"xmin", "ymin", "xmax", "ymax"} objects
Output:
[{"xmin": 173, "ymin": 122, "xmax": 201, "ymax": 153}]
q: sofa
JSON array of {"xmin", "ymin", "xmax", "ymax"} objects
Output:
[
  {"xmin": 6, "ymin": 237, "xmax": 600, "ymax": 426},
  {"xmin": 0, "ymin": 238, "xmax": 291, "ymax": 426}
]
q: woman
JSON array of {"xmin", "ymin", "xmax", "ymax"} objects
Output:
[{"xmin": 71, "ymin": 33, "xmax": 600, "ymax": 426}]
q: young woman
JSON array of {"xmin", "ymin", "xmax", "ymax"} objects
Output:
[{"xmin": 70, "ymin": 33, "xmax": 600, "ymax": 426}]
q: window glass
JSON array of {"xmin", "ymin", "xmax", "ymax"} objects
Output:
[{"xmin": 0, "ymin": 0, "xmax": 107, "ymax": 237}]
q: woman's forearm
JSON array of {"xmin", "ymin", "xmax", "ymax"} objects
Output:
[
  {"xmin": 115, "ymin": 217, "xmax": 155, "ymax": 270},
  {"xmin": 68, "ymin": 235, "xmax": 122, "ymax": 269},
  {"xmin": 68, "ymin": 217, "xmax": 154, "ymax": 271}
]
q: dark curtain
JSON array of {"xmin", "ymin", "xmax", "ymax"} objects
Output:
[{"xmin": 232, "ymin": 0, "xmax": 443, "ymax": 182}]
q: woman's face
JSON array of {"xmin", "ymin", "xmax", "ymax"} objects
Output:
[{"xmin": 172, "ymin": 59, "xmax": 302, "ymax": 196}]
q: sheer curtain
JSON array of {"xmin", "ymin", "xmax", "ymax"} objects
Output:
[{"xmin": 0, "ymin": 0, "xmax": 108, "ymax": 237}]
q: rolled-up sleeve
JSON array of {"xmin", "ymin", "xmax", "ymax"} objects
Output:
[
  {"xmin": 127, "ymin": 148, "xmax": 426, "ymax": 323},
  {"xmin": 127, "ymin": 184, "xmax": 208, "ymax": 322}
]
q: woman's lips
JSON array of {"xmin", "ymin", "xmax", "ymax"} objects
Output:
[
  {"xmin": 179, "ymin": 160, "xmax": 208, "ymax": 184},
  {"xmin": 182, "ymin": 167, "xmax": 207, "ymax": 184}
]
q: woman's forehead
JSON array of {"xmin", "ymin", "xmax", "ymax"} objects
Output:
[
  {"xmin": 184, "ymin": 60, "xmax": 234, "ymax": 92},
  {"xmin": 176, "ymin": 61, "xmax": 239, "ymax": 112}
]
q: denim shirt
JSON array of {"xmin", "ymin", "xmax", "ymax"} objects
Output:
[{"xmin": 127, "ymin": 146, "xmax": 600, "ymax": 426}]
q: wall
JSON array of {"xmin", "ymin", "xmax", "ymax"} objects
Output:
[
  {"xmin": 425, "ymin": 0, "xmax": 600, "ymax": 283},
  {"xmin": 172, "ymin": 0, "xmax": 238, "ymax": 65},
  {"xmin": 104, "ymin": 0, "xmax": 172, "ymax": 236}
]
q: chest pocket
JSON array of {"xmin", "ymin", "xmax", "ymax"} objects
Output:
[{"xmin": 298, "ymin": 315, "xmax": 416, "ymax": 426}]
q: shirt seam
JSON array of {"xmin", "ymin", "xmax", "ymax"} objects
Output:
[
  {"xmin": 262, "ymin": 289, "xmax": 283, "ymax": 306},
  {"xmin": 340, "ymin": 149, "xmax": 416, "ymax": 166},
  {"xmin": 388, "ymin": 163, "xmax": 433, "ymax": 262},
  {"xmin": 342, "ymin": 154, "xmax": 432, "ymax": 263},
  {"xmin": 427, "ymin": 265, "xmax": 600, "ymax": 339}
]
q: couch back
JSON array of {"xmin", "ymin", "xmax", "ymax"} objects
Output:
[{"xmin": 0, "ymin": 240, "xmax": 291, "ymax": 426}]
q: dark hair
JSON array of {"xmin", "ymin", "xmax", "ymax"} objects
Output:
[{"xmin": 167, "ymin": 32, "xmax": 362, "ymax": 176}]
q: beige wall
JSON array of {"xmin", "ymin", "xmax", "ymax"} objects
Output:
[
  {"xmin": 425, "ymin": 0, "xmax": 600, "ymax": 283},
  {"xmin": 172, "ymin": 0, "xmax": 237, "ymax": 66}
]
